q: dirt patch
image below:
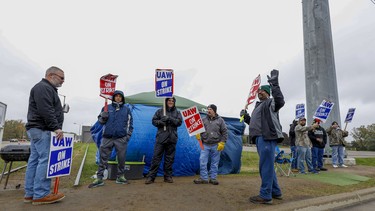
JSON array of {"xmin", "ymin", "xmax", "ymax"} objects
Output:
[{"xmin": 1, "ymin": 165, "xmax": 375, "ymax": 211}]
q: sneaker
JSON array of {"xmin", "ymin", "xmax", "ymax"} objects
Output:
[
  {"xmin": 88, "ymin": 178, "xmax": 104, "ymax": 188},
  {"xmin": 209, "ymin": 179, "xmax": 219, "ymax": 185},
  {"xmin": 319, "ymin": 167, "xmax": 328, "ymax": 171},
  {"xmin": 24, "ymin": 196, "xmax": 33, "ymax": 203},
  {"xmin": 272, "ymin": 194, "xmax": 283, "ymax": 200},
  {"xmin": 32, "ymin": 193, "xmax": 65, "ymax": 205},
  {"xmin": 249, "ymin": 195, "xmax": 272, "ymax": 204},
  {"xmin": 299, "ymin": 171, "xmax": 307, "ymax": 175},
  {"xmin": 339, "ymin": 164, "xmax": 348, "ymax": 168},
  {"xmin": 164, "ymin": 177, "xmax": 173, "ymax": 183},
  {"xmin": 332, "ymin": 165, "xmax": 338, "ymax": 168},
  {"xmin": 145, "ymin": 177, "xmax": 154, "ymax": 185},
  {"xmin": 193, "ymin": 178, "xmax": 209, "ymax": 184},
  {"xmin": 116, "ymin": 176, "xmax": 128, "ymax": 184},
  {"xmin": 315, "ymin": 168, "xmax": 321, "ymax": 171}
]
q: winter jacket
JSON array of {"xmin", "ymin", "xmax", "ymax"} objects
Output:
[
  {"xmin": 248, "ymin": 84, "xmax": 285, "ymax": 142},
  {"xmin": 326, "ymin": 126, "xmax": 348, "ymax": 146},
  {"xmin": 26, "ymin": 79, "xmax": 64, "ymax": 131},
  {"xmin": 308, "ymin": 126, "xmax": 327, "ymax": 148},
  {"xmin": 201, "ymin": 114, "xmax": 228, "ymax": 145},
  {"xmin": 152, "ymin": 98, "xmax": 183, "ymax": 144},
  {"xmin": 100, "ymin": 90, "xmax": 133, "ymax": 139},
  {"xmin": 295, "ymin": 124, "xmax": 313, "ymax": 147},
  {"xmin": 289, "ymin": 121, "xmax": 298, "ymax": 146}
]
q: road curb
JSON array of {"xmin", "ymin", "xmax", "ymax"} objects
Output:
[{"xmin": 256, "ymin": 187, "xmax": 375, "ymax": 211}]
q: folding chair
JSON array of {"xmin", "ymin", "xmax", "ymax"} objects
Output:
[{"xmin": 274, "ymin": 146, "xmax": 296, "ymax": 177}]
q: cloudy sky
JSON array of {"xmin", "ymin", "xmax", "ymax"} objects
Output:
[{"xmin": 1, "ymin": 0, "xmax": 374, "ymax": 140}]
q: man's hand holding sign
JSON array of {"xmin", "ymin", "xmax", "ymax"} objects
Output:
[{"xmin": 181, "ymin": 106, "xmax": 205, "ymax": 150}]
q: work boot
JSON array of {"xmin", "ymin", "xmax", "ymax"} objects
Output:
[
  {"xmin": 24, "ymin": 196, "xmax": 33, "ymax": 203},
  {"xmin": 272, "ymin": 194, "xmax": 283, "ymax": 200},
  {"xmin": 164, "ymin": 176, "xmax": 173, "ymax": 183},
  {"xmin": 116, "ymin": 176, "xmax": 128, "ymax": 184},
  {"xmin": 193, "ymin": 178, "xmax": 208, "ymax": 184},
  {"xmin": 32, "ymin": 193, "xmax": 65, "ymax": 205},
  {"xmin": 145, "ymin": 177, "xmax": 154, "ymax": 184},
  {"xmin": 88, "ymin": 178, "xmax": 104, "ymax": 188},
  {"xmin": 209, "ymin": 179, "xmax": 219, "ymax": 185},
  {"xmin": 319, "ymin": 167, "xmax": 328, "ymax": 171},
  {"xmin": 249, "ymin": 195, "xmax": 272, "ymax": 205}
]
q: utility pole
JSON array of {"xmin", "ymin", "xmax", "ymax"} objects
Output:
[{"xmin": 302, "ymin": 0, "xmax": 341, "ymax": 127}]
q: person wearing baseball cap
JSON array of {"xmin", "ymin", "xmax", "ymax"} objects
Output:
[
  {"xmin": 194, "ymin": 104, "xmax": 228, "ymax": 185},
  {"xmin": 308, "ymin": 118, "xmax": 328, "ymax": 171}
]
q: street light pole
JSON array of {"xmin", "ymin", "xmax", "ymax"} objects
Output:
[{"xmin": 73, "ymin": 123, "xmax": 81, "ymax": 142}]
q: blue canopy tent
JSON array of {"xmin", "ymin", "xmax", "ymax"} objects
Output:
[{"xmin": 90, "ymin": 91, "xmax": 245, "ymax": 176}]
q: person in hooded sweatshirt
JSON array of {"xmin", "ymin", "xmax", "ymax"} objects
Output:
[
  {"xmin": 89, "ymin": 90, "xmax": 133, "ymax": 188},
  {"xmin": 145, "ymin": 97, "xmax": 183, "ymax": 184}
]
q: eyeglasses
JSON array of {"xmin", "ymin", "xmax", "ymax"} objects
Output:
[{"xmin": 53, "ymin": 73, "xmax": 65, "ymax": 80}]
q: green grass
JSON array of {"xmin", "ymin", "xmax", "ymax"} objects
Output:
[
  {"xmin": 239, "ymin": 151, "xmax": 259, "ymax": 176},
  {"xmin": 355, "ymin": 157, "xmax": 375, "ymax": 166}
]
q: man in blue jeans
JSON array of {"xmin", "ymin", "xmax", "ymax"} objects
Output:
[
  {"xmin": 24, "ymin": 66, "xmax": 66, "ymax": 205},
  {"xmin": 194, "ymin": 104, "xmax": 228, "ymax": 185},
  {"xmin": 244, "ymin": 69, "xmax": 285, "ymax": 205}
]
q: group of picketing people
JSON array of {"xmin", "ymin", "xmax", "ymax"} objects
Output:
[
  {"xmin": 24, "ymin": 66, "xmax": 349, "ymax": 206},
  {"xmin": 289, "ymin": 117, "xmax": 349, "ymax": 175}
]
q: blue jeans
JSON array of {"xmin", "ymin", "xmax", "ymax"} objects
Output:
[
  {"xmin": 290, "ymin": 146, "xmax": 298, "ymax": 169},
  {"xmin": 199, "ymin": 144, "xmax": 220, "ymax": 180},
  {"xmin": 297, "ymin": 146, "xmax": 313, "ymax": 173},
  {"xmin": 25, "ymin": 128, "xmax": 52, "ymax": 200},
  {"xmin": 311, "ymin": 147, "xmax": 324, "ymax": 169},
  {"xmin": 331, "ymin": 145, "xmax": 345, "ymax": 165},
  {"xmin": 256, "ymin": 136, "xmax": 281, "ymax": 200}
]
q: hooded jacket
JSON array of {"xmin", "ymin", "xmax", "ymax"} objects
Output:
[
  {"xmin": 100, "ymin": 90, "xmax": 133, "ymax": 139},
  {"xmin": 248, "ymin": 84, "xmax": 285, "ymax": 142},
  {"xmin": 152, "ymin": 97, "xmax": 183, "ymax": 144},
  {"xmin": 308, "ymin": 125, "xmax": 327, "ymax": 148},
  {"xmin": 326, "ymin": 126, "xmax": 348, "ymax": 146},
  {"xmin": 201, "ymin": 113, "xmax": 228, "ymax": 145}
]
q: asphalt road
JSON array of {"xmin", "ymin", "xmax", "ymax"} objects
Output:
[{"xmin": 334, "ymin": 199, "xmax": 375, "ymax": 211}]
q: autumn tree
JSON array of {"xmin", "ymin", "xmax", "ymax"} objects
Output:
[
  {"xmin": 3, "ymin": 119, "xmax": 27, "ymax": 140},
  {"xmin": 351, "ymin": 123, "xmax": 375, "ymax": 151}
]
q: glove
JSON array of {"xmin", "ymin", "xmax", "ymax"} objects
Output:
[
  {"xmin": 240, "ymin": 109, "xmax": 247, "ymax": 117},
  {"xmin": 267, "ymin": 69, "xmax": 279, "ymax": 86},
  {"xmin": 195, "ymin": 134, "xmax": 201, "ymax": 140},
  {"xmin": 217, "ymin": 142, "xmax": 225, "ymax": 151},
  {"xmin": 160, "ymin": 115, "xmax": 169, "ymax": 123},
  {"xmin": 99, "ymin": 111, "xmax": 109, "ymax": 124},
  {"xmin": 101, "ymin": 111, "xmax": 109, "ymax": 119}
]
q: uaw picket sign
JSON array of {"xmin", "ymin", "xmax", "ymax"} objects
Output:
[
  {"xmin": 295, "ymin": 103, "xmax": 305, "ymax": 120},
  {"xmin": 155, "ymin": 69, "xmax": 174, "ymax": 98},
  {"xmin": 313, "ymin": 100, "xmax": 334, "ymax": 123},
  {"xmin": 47, "ymin": 133, "xmax": 74, "ymax": 178},
  {"xmin": 181, "ymin": 106, "xmax": 205, "ymax": 136}
]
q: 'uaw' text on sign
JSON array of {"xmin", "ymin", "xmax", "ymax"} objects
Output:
[
  {"xmin": 155, "ymin": 69, "xmax": 174, "ymax": 97},
  {"xmin": 313, "ymin": 100, "xmax": 334, "ymax": 123},
  {"xmin": 181, "ymin": 106, "xmax": 205, "ymax": 136},
  {"xmin": 47, "ymin": 133, "xmax": 74, "ymax": 178},
  {"xmin": 295, "ymin": 103, "xmax": 305, "ymax": 120}
]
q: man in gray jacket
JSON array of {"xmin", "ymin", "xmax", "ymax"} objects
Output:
[{"xmin": 194, "ymin": 104, "xmax": 228, "ymax": 185}]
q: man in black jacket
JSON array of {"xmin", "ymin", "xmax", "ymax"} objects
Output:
[
  {"xmin": 24, "ymin": 66, "xmax": 65, "ymax": 205},
  {"xmin": 145, "ymin": 97, "xmax": 183, "ymax": 184},
  {"xmin": 308, "ymin": 118, "xmax": 328, "ymax": 171}
]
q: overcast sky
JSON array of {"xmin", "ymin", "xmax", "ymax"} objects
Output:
[{"xmin": 1, "ymin": 0, "xmax": 374, "ymax": 140}]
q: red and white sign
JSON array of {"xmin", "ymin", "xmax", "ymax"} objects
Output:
[
  {"xmin": 100, "ymin": 74, "xmax": 118, "ymax": 99},
  {"xmin": 246, "ymin": 74, "xmax": 261, "ymax": 106},
  {"xmin": 181, "ymin": 106, "xmax": 205, "ymax": 136}
]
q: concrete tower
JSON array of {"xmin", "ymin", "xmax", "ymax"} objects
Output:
[{"xmin": 302, "ymin": 0, "xmax": 341, "ymax": 127}]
